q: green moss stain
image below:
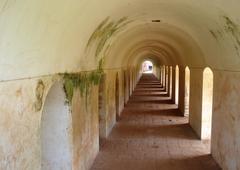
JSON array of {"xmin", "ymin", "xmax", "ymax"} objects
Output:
[
  {"xmin": 86, "ymin": 17, "xmax": 131, "ymax": 58},
  {"xmin": 86, "ymin": 17, "xmax": 110, "ymax": 48},
  {"xmin": 209, "ymin": 30, "xmax": 218, "ymax": 40},
  {"xmin": 223, "ymin": 16, "xmax": 240, "ymax": 46},
  {"xmin": 34, "ymin": 80, "xmax": 45, "ymax": 111},
  {"xmin": 208, "ymin": 15, "xmax": 240, "ymax": 56},
  {"xmin": 62, "ymin": 77, "xmax": 74, "ymax": 104},
  {"xmin": 223, "ymin": 16, "xmax": 240, "ymax": 56},
  {"xmin": 209, "ymin": 29, "xmax": 225, "ymax": 43},
  {"xmin": 61, "ymin": 59, "xmax": 104, "ymax": 105},
  {"xmin": 223, "ymin": 17, "xmax": 238, "ymax": 34}
]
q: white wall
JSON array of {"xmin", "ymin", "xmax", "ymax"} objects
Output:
[{"xmin": 41, "ymin": 81, "xmax": 72, "ymax": 170}]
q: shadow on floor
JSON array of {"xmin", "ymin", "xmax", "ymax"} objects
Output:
[
  {"xmin": 91, "ymin": 74, "xmax": 221, "ymax": 170},
  {"xmin": 154, "ymin": 154, "xmax": 221, "ymax": 170},
  {"xmin": 132, "ymin": 93, "xmax": 169, "ymax": 97},
  {"xmin": 134, "ymin": 89, "xmax": 167, "ymax": 92},
  {"xmin": 127, "ymin": 99, "xmax": 174, "ymax": 104},
  {"xmin": 111, "ymin": 123, "xmax": 198, "ymax": 140}
]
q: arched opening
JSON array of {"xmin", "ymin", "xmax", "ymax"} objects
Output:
[
  {"xmin": 98, "ymin": 74, "xmax": 106, "ymax": 147},
  {"xmin": 41, "ymin": 81, "xmax": 72, "ymax": 170},
  {"xmin": 184, "ymin": 66, "xmax": 190, "ymax": 117},
  {"xmin": 175, "ymin": 65, "xmax": 179, "ymax": 105},
  {"xmin": 142, "ymin": 60, "xmax": 153, "ymax": 74},
  {"xmin": 115, "ymin": 73, "xmax": 120, "ymax": 121},
  {"xmin": 201, "ymin": 67, "xmax": 214, "ymax": 141}
]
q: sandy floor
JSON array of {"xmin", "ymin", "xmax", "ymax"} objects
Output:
[{"xmin": 91, "ymin": 74, "xmax": 221, "ymax": 170}]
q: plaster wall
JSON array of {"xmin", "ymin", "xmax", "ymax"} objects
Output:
[
  {"xmin": 189, "ymin": 68, "xmax": 203, "ymax": 138},
  {"xmin": 165, "ymin": 66, "xmax": 169, "ymax": 92},
  {"xmin": 158, "ymin": 67, "xmax": 161, "ymax": 80},
  {"xmin": 178, "ymin": 66, "xmax": 185, "ymax": 116},
  {"xmin": 0, "ymin": 77, "xmax": 53, "ymax": 170},
  {"xmin": 119, "ymin": 69, "xmax": 124, "ymax": 116},
  {"xmin": 134, "ymin": 68, "xmax": 139, "ymax": 86},
  {"xmin": 160, "ymin": 66, "xmax": 163, "ymax": 85},
  {"xmin": 168, "ymin": 67, "xmax": 172, "ymax": 97},
  {"xmin": 137, "ymin": 69, "xmax": 142, "ymax": 84},
  {"xmin": 132, "ymin": 69, "xmax": 136, "ymax": 89},
  {"xmin": 136, "ymin": 68, "xmax": 140, "ymax": 85},
  {"xmin": 172, "ymin": 67, "xmax": 176, "ymax": 103},
  {"xmin": 116, "ymin": 70, "xmax": 125, "ymax": 118},
  {"xmin": 162, "ymin": 66, "xmax": 166, "ymax": 88},
  {"xmin": 132, "ymin": 69, "xmax": 135, "ymax": 93},
  {"xmin": 71, "ymin": 86, "xmax": 99, "ymax": 170},
  {"xmin": 104, "ymin": 70, "xmax": 118, "ymax": 137},
  {"xmin": 153, "ymin": 66, "xmax": 160, "ymax": 79},
  {"xmin": 1, "ymin": 1, "xmax": 240, "ymax": 170},
  {"xmin": 124, "ymin": 70, "xmax": 129, "ymax": 104},
  {"xmin": 135, "ymin": 68, "xmax": 138, "ymax": 87},
  {"xmin": 98, "ymin": 73, "xmax": 107, "ymax": 141},
  {"xmin": 130, "ymin": 68, "xmax": 135, "ymax": 95},
  {"xmin": 128, "ymin": 70, "xmax": 132, "ymax": 96},
  {"xmin": 1, "ymin": 0, "xmax": 240, "ymax": 82},
  {"xmin": 211, "ymin": 71, "xmax": 240, "ymax": 170},
  {"xmin": 0, "ymin": 75, "xmax": 100, "ymax": 170}
]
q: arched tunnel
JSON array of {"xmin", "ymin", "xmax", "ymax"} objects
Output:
[{"xmin": 0, "ymin": 1, "xmax": 240, "ymax": 170}]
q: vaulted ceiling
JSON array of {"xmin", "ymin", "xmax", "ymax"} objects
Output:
[{"xmin": 0, "ymin": 0, "xmax": 240, "ymax": 81}]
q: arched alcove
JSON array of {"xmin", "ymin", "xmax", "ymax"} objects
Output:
[
  {"xmin": 201, "ymin": 67, "xmax": 214, "ymax": 140},
  {"xmin": 175, "ymin": 65, "xmax": 179, "ymax": 105},
  {"xmin": 41, "ymin": 81, "xmax": 72, "ymax": 170},
  {"xmin": 115, "ymin": 73, "xmax": 120, "ymax": 121},
  {"xmin": 184, "ymin": 66, "xmax": 190, "ymax": 117}
]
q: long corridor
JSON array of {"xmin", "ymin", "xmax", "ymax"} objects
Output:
[{"xmin": 91, "ymin": 74, "xmax": 220, "ymax": 170}]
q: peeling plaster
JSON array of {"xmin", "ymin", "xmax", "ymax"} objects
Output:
[{"xmin": 34, "ymin": 80, "xmax": 45, "ymax": 111}]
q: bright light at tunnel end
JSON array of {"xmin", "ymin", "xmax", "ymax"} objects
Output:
[{"xmin": 142, "ymin": 60, "xmax": 153, "ymax": 74}]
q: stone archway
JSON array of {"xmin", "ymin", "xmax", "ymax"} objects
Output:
[
  {"xmin": 41, "ymin": 81, "xmax": 72, "ymax": 170},
  {"xmin": 201, "ymin": 67, "xmax": 214, "ymax": 140}
]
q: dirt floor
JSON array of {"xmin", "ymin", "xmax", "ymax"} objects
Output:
[{"xmin": 91, "ymin": 74, "xmax": 221, "ymax": 170}]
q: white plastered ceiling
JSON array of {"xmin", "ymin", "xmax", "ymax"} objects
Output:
[{"xmin": 0, "ymin": 0, "xmax": 240, "ymax": 81}]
